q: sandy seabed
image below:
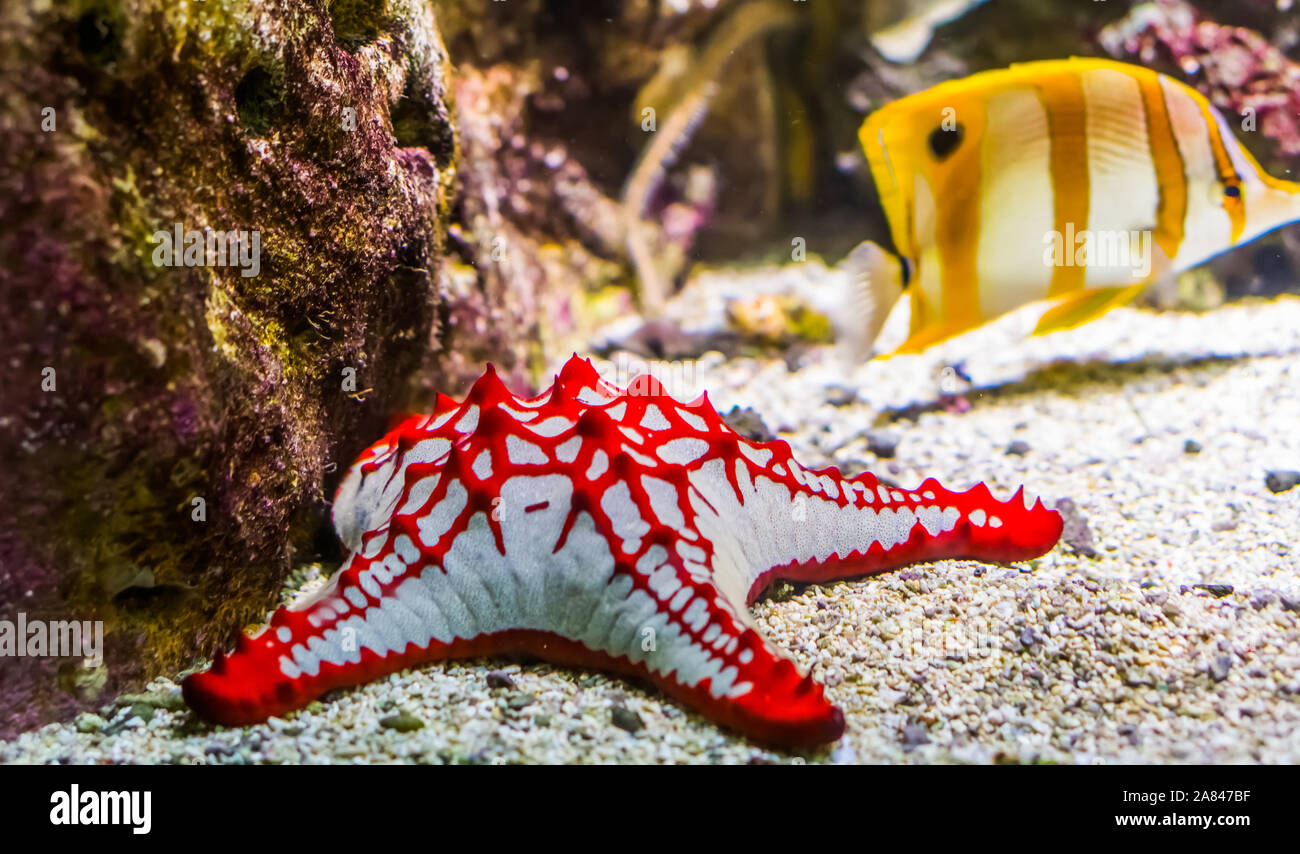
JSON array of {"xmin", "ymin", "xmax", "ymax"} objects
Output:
[{"xmin": 3, "ymin": 269, "xmax": 1298, "ymax": 764}]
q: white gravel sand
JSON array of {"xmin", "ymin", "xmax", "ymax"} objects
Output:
[{"xmin": 4, "ymin": 266, "xmax": 1298, "ymax": 764}]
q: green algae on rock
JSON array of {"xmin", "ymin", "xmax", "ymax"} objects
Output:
[{"xmin": 0, "ymin": 0, "xmax": 462, "ymax": 738}]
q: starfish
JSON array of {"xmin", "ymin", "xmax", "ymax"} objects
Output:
[{"xmin": 183, "ymin": 356, "xmax": 1063, "ymax": 746}]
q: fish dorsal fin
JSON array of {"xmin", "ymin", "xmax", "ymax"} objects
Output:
[{"xmin": 836, "ymin": 240, "xmax": 906, "ymax": 362}]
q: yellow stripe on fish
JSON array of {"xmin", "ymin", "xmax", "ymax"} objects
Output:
[{"xmin": 842, "ymin": 57, "xmax": 1300, "ymax": 357}]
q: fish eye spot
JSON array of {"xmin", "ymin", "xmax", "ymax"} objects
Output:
[
  {"xmin": 928, "ymin": 123, "xmax": 964, "ymax": 160},
  {"xmin": 1224, "ymin": 184, "xmax": 1241, "ymax": 198}
]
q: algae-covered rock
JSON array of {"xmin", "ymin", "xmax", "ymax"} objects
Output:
[{"xmin": 0, "ymin": 0, "xmax": 460, "ymax": 737}]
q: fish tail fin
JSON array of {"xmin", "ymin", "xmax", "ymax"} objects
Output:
[
  {"xmin": 835, "ymin": 240, "xmax": 906, "ymax": 362},
  {"xmin": 1031, "ymin": 282, "xmax": 1147, "ymax": 336}
]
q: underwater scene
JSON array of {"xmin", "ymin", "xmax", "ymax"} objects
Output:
[{"xmin": 2, "ymin": 0, "xmax": 1299, "ymax": 780}]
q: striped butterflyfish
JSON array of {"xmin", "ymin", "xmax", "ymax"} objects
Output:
[{"xmin": 843, "ymin": 57, "xmax": 1300, "ymax": 357}]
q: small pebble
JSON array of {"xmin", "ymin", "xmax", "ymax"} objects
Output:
[
  {"xmin": 1264, "ymin": 470, "xmax": 1300, "ymax": 493},
  {"xmin": 1249, "ymin": 590, "xmax": 1276, "ymax": 611},
  {"xmin": 1005, "ymin": 440, "xmax": 1031, "ymax": 456},
  {"xmin": 720, "ymin": 406, "xmax": 774, "ymax": 442},
  {"xmin": 1124, "ymin": 667, "xmax": 1155, "ymax": 688},
  {"xmin": 1209, "ymin": 656, "xmax": 1233, "ymax": 683},
  {"xmin": 74, "ymin": 713, "xmax": 104, "ymax": 734},
  {"xmin": 379, "ymin": 712, "xmax": 425, "ymax": 733},
  {"xmin": 865, "ymin": 430, "xmax": 900, "ymax": 458},
  {"xmin": 486, "ymin": 670, "xmax": 515, "ymax": 690},
  {"xmin": 902, "ymin": 723, "xmax": 929, "ymax": 746},
  {"xmin": 1195, "ymin": 584, "xmax": 1234, "ymax": 598},
  {"xmin": 825, "ymin": 385, "xmax": 857, "ymax": 407},
  {"xmin": 611, "ymin": 706, "xmax": 645, "ymax": 733},
  {"xmin": 1183, "ymin": 439, "xmax": 1202, "ymax": 454}
]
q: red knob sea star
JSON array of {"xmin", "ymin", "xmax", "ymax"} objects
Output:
[{"xmin": 183, "ymin": 355, "xmax": 1063, "ymax": 746}]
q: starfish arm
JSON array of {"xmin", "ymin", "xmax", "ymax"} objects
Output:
[
  {"xmin": 687, "ymin": 443, "xmax": 1064, "ymax": 603},
  {"xmin": 622, "ymin": 389, "xmax": 1063, "ymax": 604}
]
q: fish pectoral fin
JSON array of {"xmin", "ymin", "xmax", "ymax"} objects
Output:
[
  {"xmin": 1031, "ymin": 282, "xmax": 1148, "ymax": 336},
  {"xmin": 836, "ymin": 240, "xmax": 906, "ymax": 361}
]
